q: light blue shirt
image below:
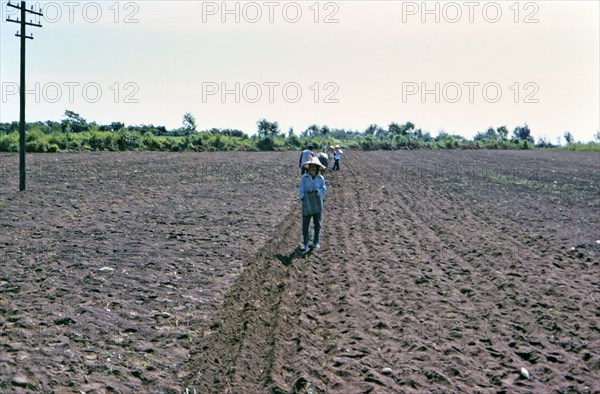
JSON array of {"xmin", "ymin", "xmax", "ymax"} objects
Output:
[
  {"xmin": 298, "ymin": 173, "xmax": 326, "ymax": 201},
  {"xmin": 299, "ymin": 149, "xmax": 314, "ymax": 168}
]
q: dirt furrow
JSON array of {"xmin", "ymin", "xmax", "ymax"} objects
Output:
[{"xmin": 182, "ymin": 207, "xmax": 301, "ymax": 393}]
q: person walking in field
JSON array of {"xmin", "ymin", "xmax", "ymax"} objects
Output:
[
  {"xmin": 332, "ymin": 145, "xmax": 343, "ymax": 171},
  {"xmin": 327, "ymin": 147, "xmax": 335, "ymax": 171},
  {"xmin": 299, "ymin": 145, "xmax": 316, "ymax": 174},
  {"xmin": 316, "ymin": 151, "xmax": 329, "ymax": 173},
  {"xmin": 298, "ymin": 156, "xmax": 327, "ymax": 251}
]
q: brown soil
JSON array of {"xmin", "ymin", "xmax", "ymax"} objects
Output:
[{"xmin": 1, "ymin": 150, "xmax": 598, "ymax": 393}]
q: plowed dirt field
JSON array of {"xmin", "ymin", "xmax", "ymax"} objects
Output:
[{"xmin": 1, "ymin": 150, "xmax": 598, "ymax": 393}]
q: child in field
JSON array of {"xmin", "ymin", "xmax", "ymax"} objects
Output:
[{"xmin": 298, "ymin": 157, "xmax": 327, "ymax": 251}]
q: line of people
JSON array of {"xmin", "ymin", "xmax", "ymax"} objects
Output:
[
  {"xmin": 299, "ymin": 144, "xmax": 343, "ymax": 174},
  {"xmin": 297, "ymin": 144, "xmax": 343, "ymax": 251}
]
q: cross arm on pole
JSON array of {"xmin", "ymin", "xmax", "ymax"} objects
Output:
[
  {"xmin": 7, "ymin": 18, "xmax": 41, "ymax": 27},
  {"xmin": 6, "ymin": 0, "xmax": 44, "ymax": 192},
  {"xmin": 7, "ymin": 1, "xmax": 43, "ymax": 16},
  {"xmin": 27, "ymin": 9, "xmax": 43, "ymax": 17}
]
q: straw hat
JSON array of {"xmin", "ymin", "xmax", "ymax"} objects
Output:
[
  {"xmin": 302, "ymin": 156, "xmax": 326, "ymax": 170},
  {"xmin": 334, "ymin": 145, "xmax": 340, "ymax": 149}
]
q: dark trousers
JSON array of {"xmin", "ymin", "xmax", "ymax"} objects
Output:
[
  {"xmin": 333, "ymin": 159, "xmax": 340, "ymax": 171},
  {"xmin": 302, "ymin": 212, "xmax": 321, "ymax": 246}
]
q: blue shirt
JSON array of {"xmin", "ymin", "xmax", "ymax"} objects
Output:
[
  {"xmin": 299, "ymin": 149, "xmax": 314, "ymax": 168},
  {"xmin": 298, "ymin": 173, "xmax": 326, "ymax": 201}
]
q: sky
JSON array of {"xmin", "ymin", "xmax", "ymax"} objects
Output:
[{"xmin": 0, "ymin": 0, "xmax": 599, "ymax": 142}]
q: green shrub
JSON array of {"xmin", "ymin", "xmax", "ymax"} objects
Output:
[
  {"xmin": 564, "ymin": 142, "xmax": 600, "ymax": 151},
  {"xmin": 286, "ymin": 134, "xmax": 302, "ymax": 149},
  {"xmin": 142, "ymin": 132, "xmax": 163, "ymax": 151},
  {"xmin": 26, "ymin": 129, "xmax": 44, "ymax": 143},
  {"xmin": 117, "ymin": 132, "xmax": 142, "ymax": 150},
  {"xmin": 0, "ymin": 133, "xmax": 18, "ymax": 152},
  {"xmin": 256, "ymin": 137, "xmax": 275, "ymax": 151},
  {"xmin": 26, "ymin": 139, "xmax": 49, "ymax": 152},
  {"xmin": 86, "ymin": 131, "xmax": 104, "ymax": 150}
]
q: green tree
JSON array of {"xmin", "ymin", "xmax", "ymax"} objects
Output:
[
  {"xmin": 110, "ymin": 121, "xmax": 125, "ymax": 132},
  {"xmin": 388, "ymin": 122, "xmax": 401, "ymax": 136},
  {"xmin": 286, "ymin": 132, "xmax": 301, "ymax": 148},
  {"xmin": 257, "ymin": 119, "xmax": 279, "ymax": 138},
  {"xmin": 513, "ymin": 124, "xmax": 534, "ymax": 143},
  {"xmin": 400, "ymin": 121, "xmax": 415, "ymax": 135},
  {"xmin": 563, "ymin": 131, "xmax": 573, "ymax": 144},
  {"xmin": 389, "ymin": 122, "xmax": 414, "ymax": 136},
  {"xmin": 45, "ymin": 120, "xmax": 61, "ymax": 133},
  {"xmin": 64, "ymin": 110, "xmax": 85, "ymax": 124},
  {"xmin": 62, "ymin": 110, "xmax": 88, "ymax": 133},
  {"xmin": 99, "ymin": 121, "xmax": 125, "ymax": 132},
  {"xmin": 474, "ymin": 127, "xmax": 498, "ymax": 141},
  {"xmin": 414, "ymin": 128, "xmax": 423, "ymax": 140},
  {"xmin": 536, "ymin": 136, "xmax": 554, "ymax": 148},
  {"xmin": 183, "ymin": 112, "xmax": 197, "ymax": 134},
  {"xmin": 497, "ymin": 126, "xmax": 509, "ymax": 140},
  {"xmin": 303, "ymin": 124, "xmax": 319, "ymax": 138},
  {"xmin": 221, "ymin": 129, "xmax": 247, "ymax": 138},
  {"xmin": 375, "ymin": 126, "xmax": 387, "ymax": 139},
  {"xmin": 365, "ymin": 124, "xmax": 378, "ymax": 135}
]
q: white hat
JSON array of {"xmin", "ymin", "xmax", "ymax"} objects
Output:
[{"xmin": 302, "ymin": 156, "xmax": 326, "ymax": 170}]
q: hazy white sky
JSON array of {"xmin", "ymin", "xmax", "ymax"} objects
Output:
[{"xmin": 1, "ymin": 1, "xmax": 598, "ymax": 142}]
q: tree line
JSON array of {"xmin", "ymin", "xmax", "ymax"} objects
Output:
[{"xmin": 0, "ymin": 111, "xmax": 598, "ymax": 153}]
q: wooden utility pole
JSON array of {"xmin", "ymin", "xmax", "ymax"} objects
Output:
[{"xmin": 6, "ymin": 1, "xmax": 43, "ymax": 191}]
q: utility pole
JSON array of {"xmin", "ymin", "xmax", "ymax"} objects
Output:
[{"xmin": 6, "ymin": 1, "xmax": 43, "ymax": 191}]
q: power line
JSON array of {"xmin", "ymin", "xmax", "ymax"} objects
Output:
[{"xmin": 6, "ymin": 1, "xmax": 44, "ymax": 192}]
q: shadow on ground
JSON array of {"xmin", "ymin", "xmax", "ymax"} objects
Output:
[{"xmin": 275, "ymin": 247, "xmax": 312, "ymax": 266}]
